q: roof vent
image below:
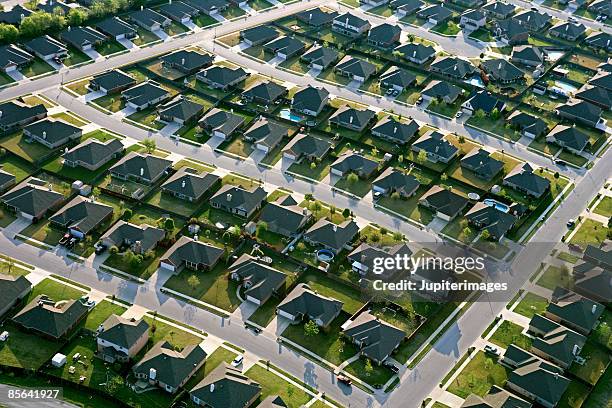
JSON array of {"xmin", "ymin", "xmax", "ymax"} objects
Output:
[
  {"xmin": 149, "ymin": 368, "xmax": 157, "ymax": 380},
  {"xmin": 592, "ymin": 304, "xmax": 597, "ymax": 314},
  {"xmin": 42, "ymin": 131, "xmax": 47, "ymax": 139},
  {"xmin": 349, "ymin": 115, "xmax": 354, "ymax": 124},
  {"xmin": 140, "ymin": 167, "xmax": 144, "ymax": 176},
  {"xmin": 332, "ymin": 224, "xmax": 337, "ymax": 232},
  {"xmin": 210, "ymin": 384, "xmax": 215, "ymax": 392},
  {"xmin": 226, "ymin": 193, "xmax": 232, "ymax": 201},
  {"xmin": 181, "ymin": 57, "xmax": 185, "ymax": 65},
  {"xmin": 181, "ymin": 180, "xmax": 186, "ymax": 188}
]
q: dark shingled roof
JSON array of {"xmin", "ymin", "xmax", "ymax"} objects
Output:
[
  {"xmin": 507, "ymin": 111, "xmax": 548, "ymax": 137},
  {"xmin": 121, "ymin": 81, "xmax": 170, "ymax": 108},
  {"xmin": 190, "ymin": 363, "xmax": 261, "ymax": 408},
  {"xmin": 465, "ymin": 202, "xmax": 517, "ymax": 239},
  {"xmin": 91, "ymin": 70, "xmax": 136, "ymax": 92},
  {"xmin": 243, "ymin": 117, "xmax": 289, "ymax": 149},
  {"xmin": 329, "ymin": 105, "xmax": 376, "ymax": 130},
  {"xmin": 97, "ymin": 315, "xmax": 149, "ymax": 349},
  {"xmin": 331, "ymin": 152, "xmax": 379, "ymax": 177},
  {"xmin": 0, "ymin": 274, "xmax": 30, "ymax": 317},
  {"xmin": 277, "ymin": 283, "xmax": 343, "ymax": 327},
  {"xmin": 159, "ymin": 97, "xmax": 205, "ymax": 123},
  {"xmin": 295, "ymin": 7, "xmax": 338, "ymax": 26},
  {"xmin": 291, "ymin": 85, "xmax": 329, "ymax": 114},
  {"xmin": 372, "ymin": 116, "xmax": 419, "ymax": 144},
  {"xmin": 161, "ymin": 236, "xmax": 225, "ymax": 269},
  {"xmin": 430, "ymin": 56, "xmax": 476, "ymax": 78},
  {"xmin": 161, "ymin": 50, "xmax": 213, "ymax": 73},
  {"xmin": 508, "ymin": 361, "xmax": 570, "ymax": 406},
  {"xmin": 0, "ymin": 100, "xmax": 47, "ymax": 130},
  {"xmin": 24, "ymin": 118, "xmax": 81, "ymax": 146},
  {"xmin": 109, "ymin": 152, "xmax": 172, "ymax": 182},
  {"xmin": 258, "ymin": 195, "xmax": 311, "ymax": 237},
  {"xmin": 210, "ymin": 184, "xmax": 267, "ymax": 216},
  {"xmin": 421, "ymin": 80, "xmax": 463, "ymax": 101},
  {"xmin": 548, "ymin": 287, "xmax": 604, "ymax": 335},
  {"xmin": 343, "ymin": 311, "xmax": 406, "ymax": 362},
  {"xmin": 301, "ymin": 45, "xmax": 339, "ymax": 68},
  {"xmin": 198, "ymin": 65, "xmax": 248, "ymax": 88},
  {"xmin": 282, "ymin": 133, "xmax": 332, "ymax": 158},
  {"xmin": 0, "ymin": 44, "xmax": 33, "ymax": 70},
  {"xmin": 96, "ymin": 17, "xmax": 136, "ymax": 38},
  {"xmin": 49, "ymin": 196, "xmax": 114, "ymax": 235},
  {"xmin": 62, "ymin": 137, "xmax": 124, "ymax": 168},
  {"xmin": 13, "ymin": 295, "xmax": 89, "ymax": 339},
  {"xmin": 461, "ymin": 386, "xmax": 531, "ymax": 408},
  {"xmin": 199, "ymin": 108, "xmax": 245, "ymax": 136},
  {"xmin": 504, "ymin": 163, "xmax": 550, "ymax": 197},
  {"xmin": 482, "ymin": 59, "xmax": 524, "ymax": 82},
  {"xmin": 229, "ymin": 255, "xmax": 287, "ymax": 303},
  {"xmin": 304, "ymin": 219, "xmax": 359, "ymax": 252},
  {"xmin": 412, "ymin": 130, "xmax": 458, "ymax": 161},
  {"xmin": 420, "ymin": 185, "xmax": 468, "ymax": 218},
  {"xmin": 101, "ymin": 221, "xmax": 165, "ymax": 252},
  {"xmin": 161, "ymin": 167, "xmax": 219, "ymax": 201},
  {"xmin": 372, "ymin": 168, "xmax": 420, "ymax": 197},
  {"xmin": 1, "ymin": 178, "xmax": 65, "ymax": 218},
  {"xmin": 546, "ymin": 125, "xmax": 589, "ymax": 152},
  {"xmin": 242, "ymin": 81, "xmax": 287, "ymax": 104},
  {"xmin": 460, "ymin": 148, "xmax": 504, "ymax": 180},
  {"xmin": 335, "ymin": 55, "xmax": 377, "ymax": 79},
  {"xmin": 241, "ymin": 25, "xmax": 278, "ymax": 44},
  {"xmin": 394, "ymin": 43, "xmax": 435, "ymax": 62}
]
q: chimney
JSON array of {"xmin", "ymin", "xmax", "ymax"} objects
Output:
[
  {"xmin": 181, "ymin": 180, "xmax": 186, "ymax": 188},
  {"xmin": 181, "ymin": 57, "xmax": 185, "ymax": 65},
  {"xmin": 210, "ymin": 384, "xmax": 215, "ymax": 392},
  {"xmin": 140, "ymin": 167, "xmax": 144, "ymax": 176},
  {"xmin": 413, "ymin": 50, "xmax": 417, "ymax": 57},
  {"xmin": 393, "ymin": 126, "xmax": 397, "ymax": 134},
  {"xmin": 592, "ymin": 304, "xmax": 597, "ymax": 314},
  {"xmin": 226, "ymin": 193, "xmax": 232, "ymax": 201},
  {"xmin": 349, "ymin": 115, "xmax": 354, "ymax": 124},
  {"xmin": 572, "ymin": 344, "xmax": 580, "ymax": 356},
  {"xmin": 42, "ymin": 131, "xmax": 47, "ymax": 139},
  {"xmin": 0, "ymin": 111, "xmax": 3, "ymax": 118},
  {"xmin": 498, "ymin": 61, "xmax": 503, "ymax": 70},
  {"xmin": 332, "ymin": 224, "xmax": 337, "ymax": 232}
]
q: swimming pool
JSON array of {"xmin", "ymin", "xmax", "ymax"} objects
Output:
[
  {"xmin": 483, "ymin": 198, "xmax": 510, "ymax": 213},
  {"xmin": 316, "ymin": 249, "xmax": 335, "ymax": 262},
  {"xmin": 279, "ymin": 108, "xmax": 303, "ymax": 123}
]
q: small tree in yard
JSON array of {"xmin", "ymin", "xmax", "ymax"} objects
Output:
[
  {"xmin": 475, "ymin": 109, "xmax": 486, "ymax": 119},
  {"xmin": 347, "ymin": 172, "xmax": 359, "ymax": 184},
  {"xmin": 304, "ymin": 320, "xmax": 319, "ymax": 336},
  {"xmin": 364, "ymin": 358, "xmax": 374, "ymax": 377},
  {"xmin": 106, "ymin": 375, "xmax": 124, "ymax": 394},
  {"xmin": 142, "ymin": 138, "xmax": 156, "ymax": 153},
  {"xmin": 417, "ymin": 149, "xmax": 427, "ymax": 164},
  {"xmin": 393, "ymin": 232, "xmax": 403, "ymax": 241},
  {"xmin": 187, "ymin": 274, "xmax": 200, "ymax": 290},
  {"xmin": 462, "ymin": 227, "xmax": 472, "ymax": 239},
  {"xmin": 391, "ymin": 191, "xmax": 401, "ymax": 200},
  {"xmin": 309, "ymin": 201, "xmax": 322, "ymax": 217},
  {"xmin": 256, "ymin": 221, "xmax": 268, "ymax": 238},
  {"xmin": 481, "ymin": 229, "xmax": 491, "ymax": 241},
  {"xmin": 342, "ymin": 208, "xmax": 351, "ymax": 219}
]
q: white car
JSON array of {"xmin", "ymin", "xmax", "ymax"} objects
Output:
[
  {"xmin": 0, "ymin": 331, "xmax": 9, "ymax": 341},
  {"xmin": 231, "ymin": 355, "xmax": 244, "ymax": 367}
]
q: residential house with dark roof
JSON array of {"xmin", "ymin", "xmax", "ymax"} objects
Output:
[
  {"xmin": 0, "ymin": 274, "xmax": 31, "ymax": 318},
  {"xmin": 482, "ymin": 1, "xmax": 516, "ymax": 19},
  {"xmin": 133, "ymin": 341, "xmax": 206, "ymax": 394},
  {"xmin": 571, "ymin": 246, "xmax": 612, "ymax": 303},
  {"xmin": 545, "ymin": 125, "xmax": 589, "ymax": 154},
  {"xmin": 300, "ymin": 45, "xmax": 339, "ymax": 71},
  {"xmin": 0, "ymin": 5, "xmax": 30, "ymax": 25},
  {"xmin": 96, "ymin": 16, "xmax": 137, "ymax": 40},
  {"xmin": 210, "ymin": 185, "xmax": 267, "ymax": 219},
  {"xmin": 466, "ymin": 202, "xmax": 517, "ymax": 241},
  {"xmin": 419, "ymin": 185, "xmax": 469, "ymax": 221},
  {"xmin": 109, "ymin": 152, "xmax": 172, "ymax": 185},
  {"xmin": 334, "ymin": 55, "xmax": 377, "ymax": 83},
  {"xmin": 482, "ymin": 59, "xmax": 524, "ymax": 83},
  {"xmin": 348, "ymin": 242, "xmax": 412, "ymax": 275},
  {"xmin": 277, "ymin": 283, "xmax": 343, "ymax": 328},
  {"xmin": 0, "ymin": 44, "xmax": 33, "ymax": 73},
  {"xmin": 512, "ymin": 10, "xmax": 551, "ymax": 31},
  {"xmin": 329, "ymin": 105, "xmax": 376, "ymax": 132},
  {"xmin": 160, "ymin": 236, "xmax": 225, "ymax": 274},
  {"xmin": 60, "ymin": 26, "xmax": 108, "ymax": 52},
  {"xmin": 12, "ymin": 295, "xmax": 89, "ymax": 340},
  {"xmin": 129, "ymin": 8, "xmax": 171, "ymax": 32},
  {"xmin": 367, "ymin": 23, "xmax": 401, "ymax": 49},
  {"xmin": 506, "ymin": 111, "xmax": 548, "ymax": 138},
  {"xmin": 291, "ymin": 85, "xmax": 329, "ymax": 117},
  {"xmin": 242, "ymin": 81, "xmax": 287, "ymax": 106},
  {"xmin": 394, "ymin": 42, "xmax": 436, "ymax": 65},
  {"xmin": 101, "ymin": 221, "xmax": 165, "ymax": 254},
  {"xmin": 23, "ymin": 118, "xmax": 82, "ymax": 149},
  {"xmin": 418, "ymin": 4, "xmax": 452, "ymax": 25},
  {"xmin": 196, "ymin": 65, "xmax": 249, "ymax": 90},
  {"xmin": 460, "ymin": 148, "xmax": 504, "ymax": 180},
  {"xmin": 243, "ymin": 117, "xmax": 289, "ymax": 154},
  {"xmin": 240, "ymin": 25, "xmax": 278, "ymax": 46},
  {"xmin": 549, "ymin": 22, "xmax": 587, "ymax": 41},
  {"xmin": 36, "ymin": 0, "xmax": 72, "ymax": 15},
  {"xmin": 184, "ymin": 0, "xmax": 228, "ymax": 15},
  {"xmin": 584, "ymin": 32, "xmax": 612, "ymax": 52},
  {"xmin": 49, "ymin": 196, "xmax": 114, "ymax": 239},
  {"xmin": 263, "ymin": 36, "xmax": 306, "ymax": 60},
  {"xmin": 282, "ymin": 133, "xmax": 332, "ymax": 162},
  {"xmin": 379, "ymin": 67, "xmax": 417, "ymax": 92},
  {"xmin": 199, "ymin": 108, "xmax": 245, "ymax": 139},
  {"xmin": 506, "ymin": 357, "xmax": 570, "ymax": 408},
  {"xmin": 0, "ymin": 170, "xmax": 16, "ymax": 193},
  {"xmin": 461, "ymin": 90, "xmax": 506, "ymax": 115},
  {"xmin": 421, "ymin": 80, "xmax": 463, "ymax": 103},
  {"xmin": 96, "ymin": 315, "xmax": 149, "ymax": 363},
  {"xmin": 295, "ymin": 7, "xmax": 338, "ymax": 27},
  {"xmin": 23, "ymin": 35, "xmax": 68, "ymax": 61},
  {"xmin": 546, "ymin": 287, "xmax": 604, "ymax": 335},
  {"xmin": 371, "ymin": 116, "xmax": 419, "ymax": 145},
  {"xmin": 430, "ymin": 56, "xmax": 476, "ymax": 79},
  {"xmin": 62, "ymin": 137, "xmax": 124, "ymax": 171},
  {"xmin": 161, "ymin": 167, "xmax": 219, "ymax": 202},
  {"xmin": 461, "ymin": 386, "xmax": 532, "ymax": 408},
  {"xmin": 159, "ymin": 1, "xmax": 200, "ymax": 23},
  {"xmin": 528, "ymin": 314, "xmax": 586, "ymax": 369},
  {"xmin": 372, "ymin": 168, "xmax": 420, "ymax": 198},
  {"xmin": 257, "ymin": 195, "xmax": 311, "ymax": 238},
  {"xmin": 161, "ymin": 50, "xmax": 213, "ymax": 75},
  {"xmin": 1, "ymin": 177, "xmax": 65, "ymax": 221},
  {"xmin": 494, "ymin": 19, "xmax": 529, "ymax": 45},
  {"xmin": 503, "ymin": 163, "xmax": 550, "ymax": 198},
  {"xmin": 121, "ymin": 81, "xmax": 171, "ymax": 110},
  {"xmin": 460, "ymin": 9, "xmax": 486, "ymax": 31},
  {"xmin": 575, "ymin": 84, "xmax": 612, "ymax": 110},
  {"xmin": 0, "ymin": 100, "xmax": 47, "ymax": 133},
  {"xmin": 342, "ymin": 311, "xmax": 406, "ymax": 364},
  {"xmin": 511, "ymin": 45, "xmax": 544, "ymax": 67},
  {"xmin": 229, "ymin": 254, "xmax": 287, "ymax": 305},
  {"xmin": 390, "ymin": 0, "xmax": 424, "ymax": 16},
  {"xmin": 451, "ymin": 0, "xmax": 485, "ymax": 6},
  {"xmin": 330, "ymin": 152, "xmax": 379, "ymax": 179},
  {"xmin": 89, "ymin": 69, "xmax": 136, "ymax": 94},
  {"xmin": 190, "ymin": 363, "xmax": 261, "ymax": 408},
  {"xmin": 555, "ymin": 100, "xmax": 604, "ymax": 128},
  {"xmin": 331, "ymin": 12, "xmax": 371, "ymax": 38},
  {"xmin": 411, "ymin": 130, "xmax": 458, "ymax": 164},
  {"xmin": 588, "ymin": 0, "xmax": 611, "ymax": 17},
  {"xmin": 304, "ymin": 219, "xmax": 359, "ymax": 254},
  {"xmin": 158, "ymin": 97, "xmax": 205, "ymax": 125}
]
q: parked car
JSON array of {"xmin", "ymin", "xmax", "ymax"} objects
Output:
[
  {"xmin": 484, "ymin": 345, "xmax": 500, "ymax": 356},
  {"xmin": 94, "ymin": 241, "xmax": 107, "ymax": 255},
  {"xmin": 456, "ymin": 111, "xmax": 463, "ymax": 119},
  {"xmin": 231, "ymin": 355, "xmax": 244, "ymax": 367},
  {"xmin": 59, "ymin": 233, "xmax": 70, "ymax": 246},
  {"xmin": 566, "ymin": 219, "xmax": 575, "ymax": 228},
  {"xmin": 0, "ymin": 331, "xmax": 9, "ymax": 342},
  {"xmin": 337, "ymin": 375, "xmax": 352, "ymax": 385},
  {"xmin": 80, "ymin": 296, "xmax": 96, "ymax": 309},
  {"xmin": 66, "ymin": 238, "xmax": 77, "ymax": 249},
  {"xmin": 416, "ymin": 97, "xmax": 423, "ymax": 105},
  {"xmin": 384, "ymin": 361, "xmax": 399, "ymax": 373}
]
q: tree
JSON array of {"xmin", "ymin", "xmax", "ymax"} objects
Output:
[
  {"xmin": 475, "ymin": 109, "xmax": 486, "ymax": 119},
  {"xmin": 109, "ymin": 245, "xmax": 119, "ymax": 254},
  {"xmin": 304, "ymin": 193, "xmax": 313, "ymax": 201},
  {"xmin": 364, "ymin": 358, "xmax": 373, "ymax": 377},
  {"xmin": 440, "ymin": 172, "xmax": 448, "ymax": 181},
  {"xmin": 347, "ymin": 172, "xmax": 359, "ymax": 184},
  {"xmin": 491, "ymin": 108, "xmax": 500, "ymax": 120},
  {"xmin": 122, "ymin": 208, "xmax": 132, "ymax": 220},
  {"xmin": 554, "ymin": 171, "xmax": 559, "ymax": 179},
  {"xmin": 92, "ymin": 187, "xmax": 101, "ymax": 199},
  {"xmin": 105, "ymin": 375, "xmax": 124, "ymax": 394},
  {"xmin": 391, "ymin": 191, "xmax": 400, "ymax": 200},
  {"xmin": 163, "ymin": 217, "xmax": 175, "ymax": 234},
  {"xmin": 481, "ymin": 229, "xmax": 491, "ymax": 241},
  {"xmin": 393, "ymin": 232, "xmax": 403, "ymax": 241},
  {"xmin": 416, "ymin": 149, "xmax": 427, "ymax": 164},
  {"xmin": 370, "ymin": 232, "xmax": 380, "ymax": 243},
  {"xmin": 0, "ymin": 24, "xmax": 19, "ymax": 43},
  {"xmin": 371, "ymin": 147, "xmax": 379, "ymax": 157},
  {"xmin": 458, "ymin": 135, "xmax": 465, "ymax": 144},
  {"xmin": 462, "ymin": 227, "xmax": 472, "ymax": 238},
  {"xmin": 342, "ymin": 208, "xmax": 351, "ymax": 219},
  {"xmin": 304, "ymin": 320, "xmax": 319, "ymax": 336},
  {"xmin": 308, "ymin": 200, "xmax": 322, "ymax": 217},
  {"xmin": 329, "ymin": 205, "xmax": 336, "ymax": 216},
  {"xmin": 142, "ymin": 138, "xmax": 156, "ymax": 153},
  {"xmin": 67, "ymin": 8, "xmax": 87, "ymax": 26},
  {"xmin": 256, "ymin": 221, "xmax": 267, "ymax": 238},
  {"xmin": 380, "ymin": 227, "xmax": 388, "ymax": 235},
  {"xmin": 310, "ymin": 161, "xmax": 316, "ymax": 170},
  {"xmin": 398, "ymin": 154, "xmax": 404, "ymax": 163},
  {"xmin": 187, "ymin": 274, "xmax": 200, "ymax": 290}
]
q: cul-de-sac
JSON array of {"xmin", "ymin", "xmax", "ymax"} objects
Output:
[{"xmin": 0, "ymin": 0, "xmax": 609, "ymax": 407}]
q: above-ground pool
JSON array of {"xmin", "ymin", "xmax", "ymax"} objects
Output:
[
  {"xmin": 483, "ymin": 198, "xmax": 510, "ymax": 213},
  {"xmin": 316, "ymin": 249, "xmax": 335, "ymax": 262},
  {"xmin": 279, "ymin": 109, "xmax": 303, "ymax": 123}
]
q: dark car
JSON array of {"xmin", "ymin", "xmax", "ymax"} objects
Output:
[
  {"xmin": 337, "ymin": 375, "xmax": 352, "ymax": 385},
  {"xmin": 59, "ymin": 233, "xmax": 70, "ymax": 246},
  {"xmin": 66, "ymin": 238, "xmax": 77, "ymax": 249},
  {"xmin": 94, "ymin": 242, "xmax": 107, "ymax": 255}
]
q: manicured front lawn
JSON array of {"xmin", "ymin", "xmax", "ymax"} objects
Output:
[
  {"xmin": 441, "ymin": 217, "xmax": 478, "ymax": 244},
  {"xmin": 21, "ymin": 57, "xmax": 55, "ymax": 78},
  {"xmin": 95, "ymin": 40, "xmax": 126, "ymax": 56},
  {"xmin": 287, "ymin": 155, "xmax": 334, "ymax": 181},
  {"xmin": 537, "ymin": 265, "xmax": 572, "ymax": 291},
  {"xmin": 82, "ymin": 300, "xmax": 126, "ymax": 331},
  {"xmin": 63, "ymin": 47, "xmax": 92, "ymax": 67},
  {"xmin": 569, "ymin": 218, "xmax": 609, "ymax": 249},
  {"xmin": 184, "ymin": 346, "xmax": 238, "ymax": 392},
  {"xmin": 569, "ymin": 341, "xmax": 610, "ymax": 385},
  {"xmin": 28, "ymin": 278, "xmax": 85, "ymax": 302},
  {"xmin": 427, "ymin": 99, "xmax": 462, "ymax": 118},
  {"xmin": 249, "ymin": 0, "xmax": 274, "ymax": 10},
  {"xmin": 334, "ymin": 175, "xmax": 373, "ymax": 197},
  {"xmin": 376, "ymin": 189, "xmax": 435, "ymax": 225},
  {"xmin": 248, "ymin": 296, "xmax": 281, "ymax": 327},
  {"xmin": 145, "ymin": 190, "xmax": 200, "ymax": 218},
  {"xmin": 593, "ymin": 196, "xmax": 612, "ymax": 217},
  {"xmin": 431, "ymin": 20, "xmax": 461, "ymax": 36},
  {"xmin": 126, "ymin": 107, "xmax": 165, "ymax": 130},
  {"xmin": 0, "ymin": 132, "xmax": 54, "ymax": 163},
  {"xmin": 193, "ymin": 14, "xmax": 218, "ymax": 27},
  {"xmin": 512, "ymin": 292, "xmax": 548, "ymax": 319},
  {"xmin": 488, "ymin": 320, "xmax": 532, "ymax": 350},
  {"xmin": 132, "ymin": 27, "xmax": 160, "ymax": 46},
  {"xmin": 447, "ymin": 351, "xmax": 509, "ymax": 398},
  {"xmin": 0, "ymin": 322, "xmax": 64, "ymax": 370},
  {"xmin": 92, "ymin": 94, "xmax": 126, "ymax": 112},
  {"xmin": 0, "ymin": 154, "xmax": 36, "ymax": 182},
  {"xmin": 344, "ymin": 356, "xmax": 395, "ymax": 387},
  {"xmin": 19, "ymin": 220, "xmax": 64, "ymax": 246},
  {"xmin": 246, "ymin": 365, "xmax": 312, "ymax": 408}
]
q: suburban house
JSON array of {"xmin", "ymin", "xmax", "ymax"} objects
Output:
[
  {"xmin": 257, "ymin": 194, "xmax": 311, "ymax": 237},
  {"xmin": 196, "ymin": 65, "xmax": 249, "ymax": 90},
  {"xmin": 575, "ymin": 85, "xmax": 612, "ymax": 110},
  {"xmin": 481, "ymin": 59, "xmax": 524, "ymax": 83},
  {"xmin": 263, "ymin": 36, "xmax": 306, "ymax": 60},
  {"xmin": 300, "ymin": 45, "xmax": 339, "ymax": 71},
  {"xmin": 60, "ymin": 26, "xmax": 108, "ymax": 52},
  {"xmin": 331, "ymin": 12, "xmax": 371, "ymax": 38},
  {"xmin": 379, "ymin": 67, "xmax": 417, "ymax": 92},
  {"xmin": 199, "ymin": 108, "xmax": 245, "ymax": 139},
  {"xmin": 110, "ymin": 152, "xmax": 172, "ymax": 185},
  {"xmin": 545, "ymin": 125, "xmax": 589, "ymax": 154},
  {"xmin": 482, "ymin": 1, "xmax": 516, "ymax": 19},
  {"xmin": 461, "ymin": 386, "xmax": 531, "ymax": 408},
  {"xmin": 101, "ymin": 221, "xmax": 165, "ymax": 254},
  {"xmin": 334, "ymin": 55, "xmax": 377, "ymax": 83},
  {"xmin": 303, "ymin": 219, "xmax": 359, "ymax": 254},
  {"xmin": 96, "ymin": 315, "xmax": 149, "ymax": 363},
  {"xmin": 209, "ymin": 184, "xmax": 267, "ymax": 219},
  {"xmin": 295, "ymin": 7, "xmax": 338, "ymax": 27},
  {"xmin": 419, "ymin": 186, "xmax": 469, "ymax": 221},
  {"xmin": 243, "ymin": 118, "xmax": 289, "ymax": 154},
  {"xmin": 371, "ymin": 116, "xmax": 419, "ymax": 145},
  {"xmin": 240, "ymin": 25, "xmax": 278, "ymax": 46},
  {"xmin": 89, "ymin": 70, "xmax": 136, "ymax": 94},
  {"xmin": 329, "ymin": 105, "xmax": 376, "ymax": 132},
  {"xmin": 411, "ymin": 130, "xmax": 458, "ymax": 164},
  {"xmin": 348, "ymin": 242, "xmax": 412, "ymax": 276},
  {"xmin": 129, "ymin": 8, "xmax": 171, "ymax": 32},
  {"xmin": 0, "ymin": 170, "xmax": 16, "ymax": 193},
  {"xmin": 291, "ymin": 85, "xmax": 329, "ymax": 117},
  {"xmin": 417, "ymin": 4, "xmax": 453, "ymax": 25},
  {"xmin": 465, "ymin": 202, "xmax": 517, "ymax": 241},
  {"xmin": 96, "ymin": 16, "xmax": 138, "ymax": 40},
  {"xmin": 342, "ymin": 311, "xmax": 406, "ymax": 364},
  {"xmin": 394, "ymin": 43, "xmax": 436, "ymax": 65},
  {"xmin": 49, "ymin": 196, "xmax": 114, "ymax": 239},
  {"xmin": 367, "ymin": 23, "xmax": 401, "ymax": 49},
  {"xmin": 494, "ymin": 19, "xmax": 529, "ymax": 45},
  {"xmin": 277, "ymin": 283, "xmax": 343, "ymax": 328},
  {"xmin": 506, "ymin": 111, "xmax": 548, "ymax": 138},
  {"xmin": 158, "ymin": 97, "xmax": 205, "ymax": 125},
  {"xmin": 229, "ymin": 254, "xmax": 287, "ymax": 306},
  {"xmin": 282, "ymin": 133, "xmax": 332, "ymax": 162},
  {"xmin": 0, "ymin": 274, "xmax": 31, "ymax": 318},
  {"xmin": 549, "ymin": 22, "xmax": 587, "ymax": 41},
  {"xmin": 421, "ymin": 80, "xmax": 463, "ymax": 103},
  {"xmin": 0, "ymin": 44, "xmax": 33, "ymax": 73},
  {"xmin": 330, "ymin": 152, "xmax": 379, "ymax": 179},
  {"xmin": 23, "ymin": 35, "xmax": 68, "ymax": 61},
  {"xmin": 0, "ymin": 5, "xmax": 31, "ymax": 25},
  {"xmin": 132, "ymin": 341, "xmax": 206, "ymax": 394},
  {"xmin": 184, "ymin": 0, "xmax": 228, "ymax": 15},
  {"xmin": 0, "ymin": 100, "xmax": 47, "ymax": 133},
  {"xmin": 121, "ymin": 81, "xmax": 171, "ymax": 111},
  {"xmin": 461, "ymin": 90, "xmax": 506, "ymax": 115},
  {"xmin": 451, "ymin": 0, "xmax": 485, "ymax": 6},
  {"xmin": 390, "ymin": 0, "xmax": 424, "ymax": 16},
  {"xmin": 242, "ymin": 81, "xmax": 288, "ymax": 106},
  {"xmin": 460, "ymin": 9, "xmax": 486, "ymax": 31},
  {"xmin": 555, "ymin": 100, "xmax": 604, "ymax": 129},
  {"xmin": 430, "ymin": 56, "xmax": 476, "ymax": 80},
  {"xmin": 584, "ymin": 32, "xmax": 612, "ymax": 52},
  {"xmin": 62, "ymin": 137, "xmax": 124, "ymax": 171},
  {"xmin": 190, "ymin": 363, "xmax": 262, "ymax": 408},
  {"xmin": 159, "ymin": 1, "xmax": 200, "ymax": 23},
  {"xmin": 588, "ymin": 0, "xmax": 611, "ymax": 17},
  {"xmin": 512, "ymin": 10, "xmax": 551, "ymax": 31},
  {"xmin": 372, "ymin": 168, "xmax": 420, "ymax": 198},
  {"xmin": 460, "ymin": 148, "xmax": 504, "ymax": 180},
  {"xmin": 511, "ymin": 45, "xmax": 545, "ymax": 67},
  {"xmin": 1, "ymin": 178, "xmax": 65, "ymax": 221},
  {"xmin": 23, "ymin": 118, "xmax": 82, "ymax": 149},
  {"xmin": 571, "ymin": 245, "xmax": 612, "ymax": 303},
  {"xmin": 502, "ymin": 163, "xmax": 550, "ymax": 198},
  {"xmin": 159, "ymin": 236, "xmax": 225, "ymax": 274},
  {"xmin": 161, "ymin": 50, "xmax": 213, "ymax": 75},
  {"xmin": 12, "ymin": 295, "xmax": 89, "ymax": 340},
  {"xmin": 528, "ymin": 314, "xmax": 586, "ymax": 369},
  {"xmin": 546, "ymin": 287, "xmax": 605, "ymax": 335},
  {"xmin": 161, "ymin": 167, "xmax": 219, "ymax": 202}
]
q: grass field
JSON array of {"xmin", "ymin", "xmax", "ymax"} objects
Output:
[
  {"xmin": 488, "ymin": 320, "xmax": 532, "ymax": 350},
  {"xmin": 512, "ymin": 292, "xmax": 548, "ymax": 319},
  {"xmin": 246, "ymin": 365, "xmax": 312, "ymax": 408},
  {"xmin": 447, "ymin": 351, "xmax": 509, "ymax": 398}
]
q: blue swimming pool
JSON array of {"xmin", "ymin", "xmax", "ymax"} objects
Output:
[
  {"xmin": 316, "ymin": 249, "xmax": 335, "ymax": 262},
  {"xmin": 483, "ymin": 198, "xmax": 510, "ymax": 213},
  {"xmin": 279, "ymin": 109, "xmax": 303, "ymax": 123}
]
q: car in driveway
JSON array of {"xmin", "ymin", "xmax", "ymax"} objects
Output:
[
  {"xmin": 59, "ymin": 233, "xmax": 71, "ymax": 246},
  {"xmin": 337, "ymin": 374, "xmax": 352, "ymax": 385},
  {"xmin": 94, "ymin": 241, "xmax": 107, "ymax": 255},
  {"xmin": 383, "ymin": 361, "xmax": 399, "ymax": 374},
  {"xmin": 484, "ymin": 345, "xmax": 500, "ymax": 356},
  {"xmin": 231, "ymin": 355, "xmax": 244, "ymax": 367}
]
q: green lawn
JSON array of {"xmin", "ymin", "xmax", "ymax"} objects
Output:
[
  {"xmin": 145, "ymin": 190, "xmax": 201, "ymax": 218},
  {"xmin": 248, "ymin": 296, "xmax": 281, "ymax": 327},
  {"xmin": 569, "ymin": 341, "xmax": 610, "ymax": 386},
  {"xmin": 95, "ymin": 40, "xmax": 126, "ymax": 56},
  {"xmin": 296, "ymin": 271, "xmax": 364, "ymax": 315},
  {"xmin": 447, "ymin": 351, "xmax": 509, "ymax": 398},
  {"xmin": 334, "ymin": 175, "xmax": 374, "ymax": 197},
  {"xmin": 441, "ymin": 217, "xmax": 478, "ymax": 244},
  {"xmin": 65, "ymin": 79, "xmax": 90, "ymax": 96},
  {"xmin": 287, "ymin": 155, "xmax": 334, "ymax": 181},
  {"xmin": 536, "ymin": 265, "xmax": 572, "ymax": 291},
  {"xmin": 0, "ymin": 70, "xmax": 15, "ymax": 86},
  {"xmin": 591, "ymin": 310, "xmax": 611, "ymax": 351},
  {"xmin": 249, "ymin": 0, "xmax": 274, "ymax": 10},
  {"xmin": 377, "ymin": 188, "xmax": 435, "ymax": 225},
  {"xmin": 569, "ymin": 219, "xmax": 609, "ymax": 249},
  {"xmin": 344, "ymin": 356, "xmax": 395, "ymax": 387},
  {"xmin": 132, "ymin": 27, "xmax": 160, "ymax": 46},
  {"xmin": 92, "ymin": 94, "xmax": 126, "ymax": 113},
  {"xmin": 0, "ymin": 154, "xmax": 36, "ymax": 182},
  {"xmin": 21, "ymin": 57, "xmax": 55, "ymax": 78},
  {"xmin": 19, "ymin": 220, "xmax": 64, "ymax": 246},
  {"xmin": 593, "ymin": 196, "xmax": 612, "ymax": 217},
  {"xmin": 184, "ymin": 346, "xmax": 238, "ymax": 392},
  {"xmin": 0, "ymin": 131, "xmax": 54, "ymax": 163},
  {"xmin": 583, "ymin": 362, "xmax": 612, "ymax": 408},
  {"xmin": 246, "ymin": 365, "xmax": 312, "ymax": 408},
  {"xmin": 126, "ymin": 108, "xmax": 165, "ymax": 130},
  {"xmin": 431, "ymin": 20, "xmax": 461, "ymax": 36},
  {"xmin": 82, "ymin": 300, "xmax": 126, "ymax": 331},
  {"xmin": 0, "ymin": 322, "xmax": 64, "ymax": 370},
  {"xmin": 63, "ymin": 47, "xmax": 92, "ymax": 67},
  {"xmin": 28, "ymin": 278, "xmax": 85, "ymax": 302},
  {"xmin": 51, "ymin": 112, "xmax": 89, "ymax": 127},
  {"xmin": 103, "ymin": 246, "xmax": 165, "ymax": 280},
  {"xmin": 193, "ymin": 13, "xmax": 218, "ymax": 27},
  {"xmin": 488, "ymin": 320, "xmax": 532, "ymax": 350},
  {"xmin": 512, "ymin": 292, "xmax": 548, "ymax": 319},
  {"xmin": 558, "ymin": 380, "xmax": 592, "ymax": 408}
]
